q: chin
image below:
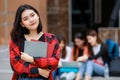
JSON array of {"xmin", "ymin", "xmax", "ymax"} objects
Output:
[
  {"xmin": 90, "ymin": 43, "xmax": 94, "ymax": 46},
  {"xmin": 31, "ymin": 25, "xmax": 38, "ymax": 29}
]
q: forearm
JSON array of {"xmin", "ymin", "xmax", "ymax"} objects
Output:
[
  {"xmin": 21, "ymin": 52, "xmax": 34, "ymax": 63},
  {"xmin": 33, "ymin": 45, "xmax": 60, "ymax": 70},
  {"xmin": 34, "ymin": 57, "xmax": 59, "ymax": 70},
  {"xmin": 77, "ymin": 56, "xmax": 88, "ymax": 62}
]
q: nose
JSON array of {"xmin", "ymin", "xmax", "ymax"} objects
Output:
[{"xmin": 29, "ymin": 17, "xmax": 34, "ymax": 23}]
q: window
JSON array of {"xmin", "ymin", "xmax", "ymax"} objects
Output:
[{"xmin": 71, "ymin": 0, "xmax": 93, "ymax": 41}]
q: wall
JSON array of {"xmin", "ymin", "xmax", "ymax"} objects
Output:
[{"xmin": 47, "ymin": 0, "xmax": 69, "ymax": 44}]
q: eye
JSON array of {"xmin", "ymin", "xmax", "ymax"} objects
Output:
[
  {"xmin": 23, "ymin": 17, "xmax": 28, "ymax": 21},
  {"xmin": 31, "ymin": 13, "xmax": 35, "ymax": 17}
]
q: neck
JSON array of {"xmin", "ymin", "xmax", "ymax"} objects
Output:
[
  {"xmin": 29, "ymin": 30, "xmax": 39, "ymax": 36},
  {"xmin": 24, "ymin": 30, "xmax": 43, "ymax": 41},
  {"xmin": 93, "ymin": 42, "xmax": 99, "ymax": 47},
  {"xmin": 78, "ymin": 44, "xmax": 84, "ymax": 49}
]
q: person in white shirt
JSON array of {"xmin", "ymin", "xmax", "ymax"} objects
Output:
[
  {"xmin": 75, "ymin": 30, "xmax": 110, "ymax": 80},
  {"xmin": 52, "ymin": 35, "xmax": 72, "ymax": 80}
]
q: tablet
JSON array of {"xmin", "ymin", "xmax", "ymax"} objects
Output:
[
  {"xmin": 61, "ymin": 61, "xmax": 81, "ymax": 68},
  {"xmin": 24, "ymin": 41, "xmax": 47, "ymax": 57}
]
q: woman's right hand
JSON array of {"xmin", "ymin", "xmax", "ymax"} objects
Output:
[
  {"xmin": 21, "ymin": 52, "xmax": 34, "ymax": 63},
  {"xmin": 38, "ymin": 68, "xmax": 50, "ymax": 78},
  {"xmin": 76, "ymin": 56, "xmax": 88, "ymax": 62}
]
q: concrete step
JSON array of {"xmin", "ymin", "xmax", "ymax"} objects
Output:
[
  {"xmin": 0, "ymin": 59, "xmax": 13, "ymax": 79},
  {"xmin": 0, "ymin": 70, "xmax": 13, "ymax": 80},
  {"xmin": 0, "ymin": 45, "xmax": 13, "ymax": 79},
  {"xmin": 0, "ymin": 58, "xmax": 11, "ymax": 70},
  {"xmin": 92, "ymin": 77, "xmax": 120, "ymax": 80}
]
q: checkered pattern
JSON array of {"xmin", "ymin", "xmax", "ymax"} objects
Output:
[{"xmin": 9, "ymin": 32, "xmax": 60, "ymax": 80}]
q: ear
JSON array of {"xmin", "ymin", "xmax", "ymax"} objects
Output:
[{"xmin": 20, "ymin": 22, "xmax": 25, "ymax": 27}]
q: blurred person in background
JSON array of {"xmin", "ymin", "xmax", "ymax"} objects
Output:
[
  {"xmin": 71, "ymin": 32, "xmax": 89, "ymax": 62},
  {"xmin": 76, "ymin": 30, "xmax": 110, "ymax": 80},
  {"xmin": 60, "ymin": 32, "xmax": 89, "ymax": 80},
  {"xmin": 102, "ymin": 31, "xmax": 119, "ymax": 61},
  {"xmin": 105, "ymin": 39, "xmax": 119, "ymax": 61},
  {"xmin": 9, "ymin": 4, "xmax": 60, "ymax": 80},
  {"xmin": 52, "ymin": 35, "xmax": 72, "ymax": 80}
]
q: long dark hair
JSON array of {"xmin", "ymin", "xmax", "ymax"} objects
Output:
[
  {"xmin": 57, "ymin": 35, "xmax": 66, "ymax": 59},
  {"xmin": 86, "ymin": 29, "xmax": 103, "ymax": 56},
  {"xmin": 73, "ymin": 32, "xmax": 87, "ymax": 60},
  {"xmin": 10, "ymin": 4, "xmax": 42, "ymax": 44},
  {"xmin": 86, "ymin": 29, "xmax": 102, "ymax": 44}
]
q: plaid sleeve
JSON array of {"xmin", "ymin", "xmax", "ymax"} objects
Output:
[
  {"xmin": 9, "ymin": 40, "xmax": 39, "ymax": 75},
  {"xmin": 34, "ymin": 35, "xmax": 60, "ymax": 70}
]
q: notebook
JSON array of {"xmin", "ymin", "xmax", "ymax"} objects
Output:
[
  {"xmin": 24, "ymin": 41, "xmax": 47, "ymax": 57},
  {"xmin": 61, "ymin": 61, "xmax": 81, "ymax": 68}
]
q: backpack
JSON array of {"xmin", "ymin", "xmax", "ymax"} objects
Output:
[
  {"xmin": 105, "ymin": 39, "xmax": 119, "ymax": 61},
  {"xmin": 109, "ymin": 57, "xmax": 120, "ymax": 76}
]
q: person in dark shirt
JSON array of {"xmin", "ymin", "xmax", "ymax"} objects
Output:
[{"xmin": 76, "ymin": 30, "xmax": 110, "ymax": 80}]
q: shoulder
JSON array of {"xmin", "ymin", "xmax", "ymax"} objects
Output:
[
  {"xmin": 43, "ymin": 32, "xmax": 58, "ymax": 43},
  {"xmin": 44, "ymin": 32, "xmax": 56, "ymax": 39},
  {"xmin": 100, "ymin": 43, "xmax": 109, "ymax": 52},
  {"xmin": 9, "ymin": 39, "xmax": 13, "ymax": 44},
  {"xmin": 9, "ymin": 39, "xmax": 18, "ymax": 48},
  {"xmin": 9, "ymin": 39, "xmax": 15, "ymax": 45},
  {"xmin": 101, "ymin": 43, "xmax": 107, "ymax": 48},
  {"xmin": 83, "ymin": 46, "xmax": 89, "ymax": 54}
]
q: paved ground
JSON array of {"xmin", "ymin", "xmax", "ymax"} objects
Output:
[
  {"xmin": 0, "ymin": 45, "xmax": 13, "ymax": 80},
  {"xmin": 92, "ymin": 77, "xmax": 120, "ymax": 80}
]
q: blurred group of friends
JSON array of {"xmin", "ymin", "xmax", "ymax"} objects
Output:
[{"xmin": 53, "ymin": 29, "xmax": 119, "ymax": 80}]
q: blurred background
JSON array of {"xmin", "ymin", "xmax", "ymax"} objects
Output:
[
  {"xmin": 0, "ymin": 0, "xmax": 120, "ymax": 79},
  {"xmin": 0, "ymin": 0, "xmax": 120, "ymax": 45}
]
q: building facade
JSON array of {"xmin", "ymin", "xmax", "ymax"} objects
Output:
[{"xmin": 0, "ymin": 0, "xmax": 117, "ymax": 45}]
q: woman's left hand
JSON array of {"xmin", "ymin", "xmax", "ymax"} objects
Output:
[
  {"xmin": 38, "ymin": 68, "xmax": 50, "ymax": 78},
  {"xmin": 21, "ymin": 52, "xmax": 34, "ymax": 63}
]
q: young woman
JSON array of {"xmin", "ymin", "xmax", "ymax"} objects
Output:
[
  {"xmin": 60, "ymin": 32, "xmax": 89, "ymax": 80},
  {"xmin": 9, "ymin": 4, "xmax": 60, "ymax": 80},
  {"xmin": 57, "ymin": 35, "xmax": 71, "ymax": 65},
  {"xmin": 76, "ymin": 30, "xmax": 110, "ymax": 80},
  {"xmin": 71, "ymin": 32, "xmax": 89, "ymax": 62},
  {"xmin": 52, "ymin": 35, "xmax": 72, "ymax": 79}
]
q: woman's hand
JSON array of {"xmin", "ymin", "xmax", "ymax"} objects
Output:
[
  {"xmin": 76, "ymin": 57, "xmax": 83, "ymax": 62},
  {"xmin": 38, "ymin": 68, "xmax": 50, "ymax": 78},
  {"xmin": 76, "ymin": 56, "xmax": 88, "ymax": 62},
  {"xmin": 21, "ymin": 52, "xmax": 34, "ymax": 63}
]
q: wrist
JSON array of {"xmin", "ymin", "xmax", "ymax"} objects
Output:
[
  {"xmin": 30, "ymin": 57, "xmax": 34, "ymax": 63},
  {"xmin": 38, "ymin": 68, "xmax": 41, "ymax": 74}
]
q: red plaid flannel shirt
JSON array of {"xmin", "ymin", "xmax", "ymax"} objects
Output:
[{"xmin": 9, "ymin": 32, "xmax": 60, "ymax": 80}]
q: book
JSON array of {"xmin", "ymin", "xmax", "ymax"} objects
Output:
[{"xmin": 24, "ymin": 41, "xmax": 47, "ymax": 57}]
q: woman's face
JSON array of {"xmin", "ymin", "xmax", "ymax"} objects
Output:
[
  {"xmin": 59, "ymin": 40, "xmax": 65, "ymax": 50},
  {"xmin": 86, "ymin": 35, "xmax": 97, "ymax": 46},
  {"xmin": 21, "ymin": 9, "xmax": 39, "ymax": 31},
  {"xmin": 74, "ymin": 38, "xmax": 84, "ymax": 48}
]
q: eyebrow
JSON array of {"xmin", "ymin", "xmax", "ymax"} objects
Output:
[{"xmin": 22, "ymin": 11, "xmax": 35, "ymax": 20}]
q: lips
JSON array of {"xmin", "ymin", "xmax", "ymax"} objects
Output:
[{"xmin": 30, "ymin": 22, "xmax": 36, "ymax": 26}]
